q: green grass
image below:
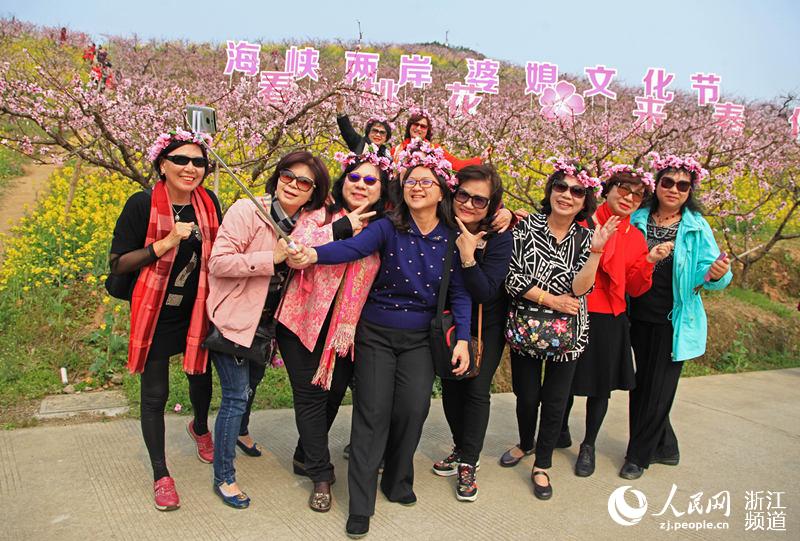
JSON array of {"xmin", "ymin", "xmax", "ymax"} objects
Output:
[
  {"xmin": 0, "ymin": 146, "xmax": 25, "ymax": 194},
  {"xmin": 721, "ymin": 286, "xmax": 799, "ymax": 320}
]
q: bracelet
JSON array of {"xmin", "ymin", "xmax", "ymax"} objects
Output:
[
  {"xmin": 537, "ymin": 291, "xmax": 546, "ymax": 305},
  {"xmin": 147, "ymin": 243, "xmax": 158, "ymax": 261},
  {"xmin": 461, "ymin": 259, "xmax": 477, "ymax": 268},
  {"xmin": 590, "ymin": 248, "xmax": 604, "ymax": 254}
]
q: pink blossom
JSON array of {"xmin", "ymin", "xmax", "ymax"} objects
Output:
[{"xmin": 539, "ymin": 81, "xmax": 586, "ymax": 121}]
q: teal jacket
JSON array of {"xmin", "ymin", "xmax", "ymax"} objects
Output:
[{"xmin": 631, "ymin": 208, "xmax": 733, "ymax": 362}]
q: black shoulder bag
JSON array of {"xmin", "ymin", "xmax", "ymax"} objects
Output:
[{"xmin": 430, "ymin": 231, "xmax": 476, "ymax": 380}]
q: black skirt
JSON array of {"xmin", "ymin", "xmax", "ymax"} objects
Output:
[{"xmin": 571, "ymin": 312, "xmax": 635, "ymax": 398}]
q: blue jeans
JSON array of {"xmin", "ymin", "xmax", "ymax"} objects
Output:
[{"xmin": 212, "ymin": 351, "xmax": 250, "ymax": 485}]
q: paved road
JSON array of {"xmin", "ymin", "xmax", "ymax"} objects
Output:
[{"xmin": 2, "ymin": 369, "xmax": 798, "ymax": 540}]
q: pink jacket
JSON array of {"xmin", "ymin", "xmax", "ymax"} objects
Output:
[
  {"xmin": 276, "ymin": 207, "xmax": 379, "ymax": 352},
  {"xmin": 207, "ymin": 196, "xmax": 277, "ymax": 348}
]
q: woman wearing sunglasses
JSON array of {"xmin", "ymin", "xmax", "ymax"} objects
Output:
[
  {"xmin": 286, "ymin": 138, "xmax": 471, "ymax": 538},
  {"xmin": 206, "ymin": 150, "xmax": 330, "ymax": 509},
  {"xmin": 335, "ymin": 95, "xmax": 393, "ymax": 158},
  {"xmin": 391, "ymin": 107, "xmax": 483, "ymax": 171},
  {"xmin": 274, "ymin": 146, "xmax": 391, "ymax": 512},
  {"xmin": 620, "ymin": 154, "xmax": 731, "ymax": 480},
  {"xmin": 431, "ymin": 164, "xmax": 512, "ymax": 502},
  {"xmin": 560, "ymin": 163, "xmax": 673, "ymax": 479},
  {"xmin": 109, "ymin": 129, "xmax": 221, "ymax": 511},
  {"xmin": 502, "ymin": 159, "xmax": 616, "ymax": 500}
]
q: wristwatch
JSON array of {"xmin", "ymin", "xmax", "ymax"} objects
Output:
[{"xmin": 461, "ymin": 259, "xmax": 477, "ymax": 268}]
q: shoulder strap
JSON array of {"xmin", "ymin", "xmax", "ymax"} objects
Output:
[{"xmin": 436, "ymin": 229, "xmax": 456, "ymax": 316}]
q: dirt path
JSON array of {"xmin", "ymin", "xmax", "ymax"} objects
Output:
[{"xmin": 0, "ymin": 164, "xmax": 56, "ymax": 259}]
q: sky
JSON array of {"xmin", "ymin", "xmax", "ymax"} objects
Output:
[{"xmin": 3, "ymin": 0, "xmax": 799, "ymax": 101}]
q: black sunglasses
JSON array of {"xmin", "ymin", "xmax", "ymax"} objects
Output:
[
  {"xmin": 454, "ymin": 188, "xmax": 490, "ymax": 209},
  {"xmin": 279, "ymin": 169, "xmax": 316, "ymax": 192},
  {"xmin": 164, "ymin": 155, "xmax": 208, "ymax": 168},
  {"xmin": 659, "ymin": 177, "xmax": 692, "ymax": 193},
  {"xmin": 615, "ymin": 182, "xmax": 645, "ymax": 202},
  {"xmin": 552, "ymin": 180, "xmax": 587, "ymax": 199},
  {"xmin": 347, "ymin": 172, "xmax": 380, "ymax": 185}
]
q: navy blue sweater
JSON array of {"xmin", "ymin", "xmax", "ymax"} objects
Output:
[
  {"xmin": 315, "ymin": 217, "xmax": 472, "ymax": 340},
  {"xmin": 461, "ymin": 229, "xmax": 513, "ymax": 336}
]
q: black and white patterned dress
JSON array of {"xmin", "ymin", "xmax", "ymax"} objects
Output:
[{"xmin": 505, "ymin": 213, "xmax": 593, "ymax": 362}]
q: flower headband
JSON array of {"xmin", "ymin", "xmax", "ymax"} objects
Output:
[
  {"xmin": 547, "ymin": 157, "xmax": 602, "ymax": 193},
  {"xmin": 648, "ymin": 152, "xmax": 708, "ymax": 186},
  {"xmin": 147, "ymin": 128, "xmax": 212, "ymax": 162},
  {"xmin": 408, "ymin": 106, "xmax": 432, "ymax": 123},
  {"xmin": 600, "ymin": 161, "xmax": 656, "ymax": 192},
  {"xmin": 367, "ymin": 116, "xmax": 396, "ymax": 132},
  {"xmin": 334, "ymin": 143, "xmax": 394, "ymax": 173},
  {"xmin": 396, "ymin": 137, "xmax": 455, "ymax": 189}
]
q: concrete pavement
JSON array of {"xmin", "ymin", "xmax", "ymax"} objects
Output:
[{"xmin": 2, "ymin": 368, "xmax": 798, "ymax": 540}]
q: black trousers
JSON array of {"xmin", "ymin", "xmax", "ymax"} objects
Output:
[
  {"xmin": 276, "ymin": 318, "xmax": 353, "ymax": 483},
  {"xmin": 140, "ymin": 352, "xmax": 212, "ymax": 480},
  {"xmin": 626, "ymin": 319, "xmax": 683, "ymax": 468},
  {"xmin": 510, "ymin": 350, "xmax": 578, "ymax": 469},
  {"xmin": 348, "ymin": 320, "xmax": 434, "ymax": 517},
  {"xmin": 440, "ymin": 323, "xmax": 505, "ymax": 466}
]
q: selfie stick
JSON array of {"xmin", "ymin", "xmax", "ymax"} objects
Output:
[{"xmin": 190, "ymin": 115, "xmax": 296, "ymax": 249}]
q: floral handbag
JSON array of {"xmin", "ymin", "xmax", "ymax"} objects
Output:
[{"xmin": 505, "ymin": 301, "xmax": 577, "ymax": 356}]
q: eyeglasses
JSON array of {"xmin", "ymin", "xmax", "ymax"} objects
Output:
[
  {"xmin": 454, "ymin": 188, "xmax": 490, "ymax": 209},
  {"xmin": 402, "ymin": 178, "xmax": 438, "ymax": 189},
  {"xmin": 369, "ymin": 127, "xmax": 387, "ymax": 137},
  {"xmin": 552, "ymin": 180, "xmax": 587, "ymax": 199},
  {"xmin": 279, "ymin": 169, "xmax": 316, "ymax": 192},
  {"xmin": 347, "ymin": 172, "xmax": 380, "ymax": 186},
  {"xmin": 164, "ymin": 155, "xmax": 208, "ymax": 168},
  {"xmin": 615, "ymin": 183, "xmax": 645, "ymax": 202},
  {"xmin": 411, "ymin": 121, "xmax": 429, "ymax": 130},
  {"xmin": 659, "ymin": 177, "xmax": 692, "ymax": 193}
]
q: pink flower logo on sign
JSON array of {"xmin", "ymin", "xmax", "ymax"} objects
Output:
[{"xmin": 539, "ymin": 81, "xmax": 586, "ymax": 121}]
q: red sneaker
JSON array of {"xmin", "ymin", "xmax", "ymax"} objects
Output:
[
  {"xmin": 187, "ymin": 421, "xmax": 214, "ymax": 464},
  {"xmin": 153, "ymin": 476, "xmax": 180, "ymax": 511}
]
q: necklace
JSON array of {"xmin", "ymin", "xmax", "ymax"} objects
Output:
[
  {"xmin": 173, "ymin": 203, "xmax": 189, "ymax": 222},
  {"xmin": 653, "ymin": 211, "xmax": 680, "ymax": 227}
]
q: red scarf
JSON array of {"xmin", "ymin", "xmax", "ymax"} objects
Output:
[
  {"xmin": 590, "ymin": 202, "xmax": 630, "ymax": 314},
  {"xmin": 127, "ymin": 181, "xmax": 219, "ymax": 374}
]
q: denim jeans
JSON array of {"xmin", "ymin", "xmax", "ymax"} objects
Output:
[{"xmin": 212, "ymin": 351, "xmax": 250, "ymax": 485}]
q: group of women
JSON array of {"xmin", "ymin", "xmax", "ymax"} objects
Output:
[{"xmin": 109, "ymin": 108, "xmax": 732, "ymax": 539}]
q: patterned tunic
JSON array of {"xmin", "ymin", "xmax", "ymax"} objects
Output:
[{"xmin": 505, "ymin": 213, "xmax": 593, "ymax": 362}]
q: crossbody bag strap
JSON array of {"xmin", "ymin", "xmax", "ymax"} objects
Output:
[{"xmin": 436, "ymin": 229, "xmax": 456, "ymax": 317}]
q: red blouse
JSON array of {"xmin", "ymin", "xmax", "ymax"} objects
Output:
[{"xmin": 581, "ymin": 202, "xmax": 654, "ymax": 315}]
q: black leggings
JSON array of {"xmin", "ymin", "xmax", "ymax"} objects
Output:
[
  {"xmin": 140, "ymin": 354, "xmax": 213, "ymax": 480},
  {"xmin": 562, "ymin": 395, "xmax": 609, "ymax": 447}
]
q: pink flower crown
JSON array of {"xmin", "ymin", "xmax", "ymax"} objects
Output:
[
  {"xmin": 367, "ymin": 116, "xmax": 396, "ymax": 132},
  {"xmin": 648, "ymin": 152, "xmax": 708, "ymax": 186},
  {"xmin": 408, "ymin": 106, "xmax": 432, "ymax": 123},
  {"xmin": 396, "ymin": 137, "xmax": 455, "ymax": 189},
  {"xmin": 147, "ymin": 128, "xmax": 212, "ymax": 162},
  {"xmin": 334, "ymin": 143, "xmax": 395, "ymax": 173},
  {"xmin": 601, "ymin": 161, "xmax": 656, "ymax": 192},
  {"xmin": 547, "ymin": 157, "xmax": 602, "ymax": 193}
]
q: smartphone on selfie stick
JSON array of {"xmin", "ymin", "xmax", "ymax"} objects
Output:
[{"xmin": 185, "ymin": 105, "xmax": 296, "ymax": 248}]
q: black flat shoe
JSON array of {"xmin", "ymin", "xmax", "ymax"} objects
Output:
[
  {"xmin": 531, "ymin": 470, "xmax": 552, "ymax": 500},
  {"xmin": 574, "ymin": 444, "xmax": 595, "ymax": 477},
  {"xmin": 555, "ymin": 429, "xmax": 572, "ymax": 449},
  {"xmin": 236, "ymin": 438, "xmax": 263, "ymax": 457},
  {"xmin": 386, "ymin": 491, "xmax": 417, "ymax": 506},
  {"xmin": 619, "ymin": 461, "xmax": 644, "ymax": 480},
  {"xmin": 652, "ymin": 451, "xmax": 680, "ymax": 466},
  {"xmin": 346, "ymin": 514, "xmax": 370, "ymax": 538},
  {"xmin": 499, "ymin": 445, "xmax": 534, "ymax": 467}
]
